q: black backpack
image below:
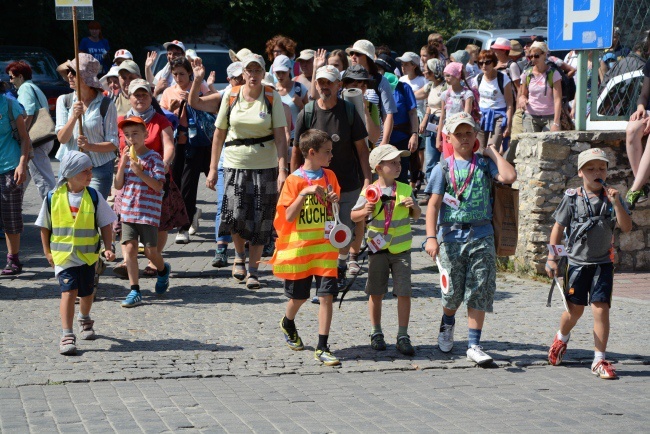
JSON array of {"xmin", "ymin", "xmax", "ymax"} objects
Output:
[{"xmin": 525, "ymin": 63, "xmax": 576, "ymax": 103}]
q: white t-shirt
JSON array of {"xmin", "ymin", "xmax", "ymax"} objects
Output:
[
  {"xmin": 400, "ymin": 75, "xmax": 427, "ymax": 118},
  {"xmin": 35, "ymin": 189, "xmax": 117, "ymax": 275},
  {"xmin": 473, "ymin": 72, "xmax": 511, "ymax": 109}
]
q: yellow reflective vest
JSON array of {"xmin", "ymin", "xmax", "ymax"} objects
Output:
[
  {"xmin": 364, "ymin": 181, "xmax": 413, "ymax": 254},
  {"xmin": 50, "ymin": 185, "xmax": 99, "ymax": 266}
]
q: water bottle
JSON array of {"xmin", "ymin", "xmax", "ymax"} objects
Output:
[{"xmin": 188, "ymin": 115, "xmax": 197, "ymax": 140}]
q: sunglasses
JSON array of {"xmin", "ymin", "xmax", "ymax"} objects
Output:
[
  {"xmin": 8, "ymin": 75, "xmax": 16, "ymax": 80},
  {"xmin": 477, "ymin": 61, "xmax": 493, "ymax": 66},
  {"xmin": 349, "ymin": 51, "xmax": 363, "ymax": 57},
  {"xmin": 67, "ymin": 68, "xmax": 76, "ymax": 76},
  {"xmin": 528, "ymin": 54, "xmax": 543, "ymax": 59}
]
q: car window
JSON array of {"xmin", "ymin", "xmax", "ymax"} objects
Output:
[
  {"xmin": 448, "ymin": 37, "xmax": 475, "ymax": 54},
  {"xmin": 153, "ymin": 51, "xmax": 230, "ymax": 84},
  {"xmin": 599, "ymin": 74, "xmax": 644, "ymax": 117},
  {"xmin": 0, "ymin": 52, "xmax": 60, "ymax": 82}
]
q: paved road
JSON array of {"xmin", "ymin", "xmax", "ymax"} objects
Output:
[{"xmin": 1, "ymin": 164, "xmax": 648, "ymax": 432}]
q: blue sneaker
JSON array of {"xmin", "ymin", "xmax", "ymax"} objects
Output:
[
  {"xmin": 121, "ymin": 290, "xmax": 142, "ymax": 308},
  {"xmin": 154, "ymin": 263, "xmax": 171, "ymax": 295}
]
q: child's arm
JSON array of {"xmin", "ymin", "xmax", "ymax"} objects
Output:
[
  {"xmin": 351, "ymin": 201, "xmax": 375, "ymax": 223},
  {"xmin": 608, "ymin": 188, "xmax": 633, "ymax": 233},
  {"xmin": 114, "ymin": 150, "xmax": 128, "ymax": 190},
  {"xmin": 401, "ymin": 196, "xmax": 421, "ymax": 221},
  {"xmin": 41, "ymin": 228, "xmax": 54, "ymax": 268},
  {"xmin": 484, "ymin": 144, "xmax": 517, "ymax": 184},
  {"xmin": 131, "ymin": 162, "xmax": 164, "ymax": 193},
  {"xmin": 546, "ymin": 222, "xmax": 565, "ymax": 277},
  {"xmin": 285, "ymin": 185, "xmax": 322, "ymax": 223},
  {"xmin": 99, "ymin": 224, "xmax": 116, "ymax": 262},
  {"xmin": 424, "ymin": 193, "xmax": 443, "ymax": 258},
  {"xmin": 463, "ymin": 94, "xmax": 473, "ymax": 114}
]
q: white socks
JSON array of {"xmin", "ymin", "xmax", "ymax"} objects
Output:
[{"xmin": 557, "ymin": 331, "xmax": 570, "ymax": 343}]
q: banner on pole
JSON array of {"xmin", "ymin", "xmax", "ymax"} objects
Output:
[{"xmin": 55, "ymin": 0, "xmax": 94, "ymax": 20}]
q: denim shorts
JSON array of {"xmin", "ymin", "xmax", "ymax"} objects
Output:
[
  {"xmin": 438, "ymin": 235, "xmax": 497, "ymax": 312},
  {"xmin": 57, "ymin": 263, "xmax": 95, "ymax": 297}
]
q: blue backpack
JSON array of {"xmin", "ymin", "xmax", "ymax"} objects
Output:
[{"xmin": 183, "ymin": 101, "xmax": 216, "ymax": 148}]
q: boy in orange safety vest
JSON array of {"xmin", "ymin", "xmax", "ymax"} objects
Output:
[{"xmin": 270, "ymin": 129, "xmax": 342, "ymax": 366}]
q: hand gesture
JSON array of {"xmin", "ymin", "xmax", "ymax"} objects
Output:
[
  {"xmin": 192, "ymin": 58, "xmax": 206, "ymax": 81},
  {"xmin": 313, "ymin": 49, "xmax": 327, "ymax": 71},
  {"xmin": 424, "ymin": 238, "xmax": 439, "ymax": 258},
  {"xmin": 207, "ymin": 71, "xmax": 216, "ymax": 87},
  {"xmin": 72, "ymin": 101, "xmax": 85, "ymax": 119},
  {"xmin": 145, "ymin": 51, "xmax": 158, "ymax": 70},
  {"xmin": 401, "ymin": 196, "xmax": 415, "ymax": 208}
]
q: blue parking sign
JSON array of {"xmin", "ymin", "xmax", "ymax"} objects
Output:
[{"xmin": 548, "ymin": 0, "xmax": 615, "ymax": 50}]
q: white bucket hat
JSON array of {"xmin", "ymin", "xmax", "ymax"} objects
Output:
[{"xmin": 346, "ymin": 40, "xmax": 376, "ymax": 60}]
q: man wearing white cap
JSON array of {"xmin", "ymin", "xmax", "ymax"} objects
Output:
[
  {"xmin": 149, "ymin": 40, "xmax": 186, "ymax": 98},
  {"xmin": 115, "ymin": 60, "xmax": 142, "ymax": 116},
  {"xmin": 292, "ymin": 65, "xmax": 371, "ymax": 289},
  {"xmin": 295, "ymin": 49, "xmax": 315, "ymax": 89},
  {"xmin": 113, "ymin": 49, "xmax": 133, "ymax": 66}
]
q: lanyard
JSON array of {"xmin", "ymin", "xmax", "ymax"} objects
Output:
[
  {"xmin": 378, "ymin": 182, "xmax": 397, "ymax": 235},
  {"xmin": 580, "ymin": 187, "xmax": 608, "ymax": 219},
  {"xmin": 449, "ymin": 154, "xmax": 477, "ymax": 201},
  {"xmin": 299, "ymin": 166, "xmax": 331, "ymax": 213}
]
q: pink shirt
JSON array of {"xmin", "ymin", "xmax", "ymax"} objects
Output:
[{"xmin": 522, "ymin": 69, "xmax": 561, "ymax": 116}]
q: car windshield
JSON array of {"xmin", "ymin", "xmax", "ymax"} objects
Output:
[
  {"xmin": 154, "ymin": 51, "xmax": 230, "ymax": 84},
  {"xmin": 0, "ymin": 51, "xmax": 60, "ymax": 82}
]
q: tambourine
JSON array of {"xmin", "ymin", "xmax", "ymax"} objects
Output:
[
  {"xmin": 365, "ymin": 184, "xmax": 382, "ymax": 204},
  {"xmin": 435, "ymin": 256, "xmax": 450, "ymax": 295},
  {"xmin": 329, "ymin": 202, "xmax": 352, "ymax": 249}
]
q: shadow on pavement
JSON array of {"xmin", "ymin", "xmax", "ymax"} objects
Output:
[{"xmin": 92, "ymin": 336, "xmax": 243, "ymax": 353}]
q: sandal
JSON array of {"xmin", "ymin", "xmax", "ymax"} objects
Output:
[
  {"xmin": 246, "ymin": 274, "xmax": 261, "ymax": 290},
  {"xmin": 348, "ymin": 260, "xmax": 362, "ymax": 276},
  {"xmin": 143, "ymin": 265, "xmax": 157, "ymax": 277},
  {"xmin": 1, "ymin": 258, "xmax": 23, "ymax": 276},
  {"xmin": 113, "ymin": 262, "xmax": 128, "ymax": 279},
  {"xmin": 232, "ymin": 258, "xmax": 246, "ymax": 282}
]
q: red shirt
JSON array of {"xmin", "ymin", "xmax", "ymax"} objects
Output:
[{"xmin": 117, "ymin": 113, "xmax": 172, "ymax": 157}]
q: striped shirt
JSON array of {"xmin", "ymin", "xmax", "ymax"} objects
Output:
[
  {"xmin": 120, "ymin": 150, "xmax": 165, "ymax": 227},
  {"xmin": 55, "ymin": 91, "xmax": 119, "ymax": 168}
]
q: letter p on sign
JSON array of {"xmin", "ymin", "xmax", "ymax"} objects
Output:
[{"xmin": 563, "ymin": 0, "xmax": 600, "ymax": 41}]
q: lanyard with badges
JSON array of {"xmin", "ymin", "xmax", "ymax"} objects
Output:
[
  {"xmin": 449, "ymin": 154, "xmax": 477, "ymax": 201},
  {"xmin": 380, "ymin": 182, "xmax": 397, "ymax": 235},
  {"xmin": 580, "ymin": 187, "xmax": 609, "ymax": 220}
]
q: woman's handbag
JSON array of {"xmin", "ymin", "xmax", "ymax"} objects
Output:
[
  {"xmin": 27, "ymin": 86, "xmax": 56, "ymax": 147},
  {"xmin": 492, "ymin": 182, "xmax": 519, "ymax": 256}
]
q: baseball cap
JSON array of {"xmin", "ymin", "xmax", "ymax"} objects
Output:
[
  {"xmin": 315, "ymin": 65, "xmax": 340, "ymax": 82},
  {"xmin": 118, "ymin": 116, "xmax": 147, "ymax": 130},
  {"xmin": 226, "ymin": 62, "xmax": 243, "ymax": 79},
  {"xmin": 396, "ymin": 52, "xmax": 420, "ymax": 65},
  {"xmin": 296, "ymin": 49, "xmax": 315, "ymax": 61},
  {"xmin": 577, "ymin": 148, "xmax": 609, "ymax": 170},
  {"xmin": 272, "ymin": 55, "xmax": 292, "ymax": 72},
  {"xmin": 118, "ymin": 59, "xmax": 141, "ymax": 76},
  {"xmin": 445, "ymin": 112, "xmax": 478, "ymax": 134},
  {"xmin": 128, "ymin": 79, "xmax": 152, "ymax": 96},
  {"xmin": 241, "ymin": 54, "xmax": 266, "ymax": 70},
  {"xmin": 113, "ymin": 49, "xmax": 133, "ymax": 62},
  {"xmin": 163, "ymin": 40, "xmax": 186, "ymax": 52},
  {"xmin": 369, "ymin": 145, "xmax": 410, "ymax": 173}
]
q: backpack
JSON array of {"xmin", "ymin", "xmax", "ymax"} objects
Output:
[
  {"xmin": 47, "ymin": 186, "xmax": 99, "ymax": 231},
  {"xmin": 564, "ymin": 189, "xmax": 614, "ymax": 253},
  {"xmin": 64, "ymin": 93, "xmax": 111, "ymax": 121},
  {"xmin": 227, "ymin": 85, "xmax": 274, "ymax": 126},
  {"xmin": 476, "ymin": 71, "xmax": 514, "ymax": 108},
  {"xmin": 183, "ymin": 102, "xmax": 216, "ymax": 147},
  {"xmin": 370, "ymin": 72, "xmax": 385, "ymax": 116},
  {"xmin": 466, "ymin": 86, "xmax": 482, "ymax": 124},
  {"xmin": 303, "ymin": 99, "xmax": 356, "ymax": 129},
  {"xmin": 524, "ymin": 63, "xmax": 576, "ymax": 103}
]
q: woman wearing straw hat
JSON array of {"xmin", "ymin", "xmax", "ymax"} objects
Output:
[{"xmin": 55, "ymin": 53, "xmax": 118, "ymax": 200}]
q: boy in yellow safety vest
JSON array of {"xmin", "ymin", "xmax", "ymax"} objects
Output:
[
  {"xmin": 351, "ymin": 145, "xmax": 421, "ymax": 356},
  {"xmin": 270, "ymin": 129, "xmax": 341, "ymax": 366},
  {"xmin": 36, "ymin": 151, "xmax": 116, "ymax": 355}
]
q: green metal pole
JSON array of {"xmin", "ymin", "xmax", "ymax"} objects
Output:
[{"xmin": 574, "ymin": 51, "xmax": 588, "ymax": 131}]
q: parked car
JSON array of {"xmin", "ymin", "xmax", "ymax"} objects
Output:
[
  {"xmin": 446, "ymin": 28, "xmax": 548, "ymax": 53},
  {"xmin": 0, "ymin": 46, "xmax": 72, "ymax": 117},
  {"xmin": 143, "ymin": 43, "xmax": 231, "ymax": 90},
  {"xmin": 586, "ymin": 70, "xmax": 644, "ymax": 131}
]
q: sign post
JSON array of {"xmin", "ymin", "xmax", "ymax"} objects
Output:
[
  {"xmin": 55, "ymin": 0, "xmax": 94, "ymax": 138},
  {"xmin": 548, "ymin": 0, "xmax": 615, "ymax": 131}
]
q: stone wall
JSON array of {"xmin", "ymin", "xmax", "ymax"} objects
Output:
[{"xmin": 513, "ymin": 131, "xmax": 650, "ymax": 273}]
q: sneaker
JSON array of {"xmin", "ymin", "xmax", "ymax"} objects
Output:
[
  {"xmin": 154, "ymin": 263, "xmax": 171, "ymax": 295},
  {"xmin": 175, "ymin": 230, "xmax": 190, "ymax": 244},
  {"xmin": 311, "ymin": 296, "xmax": 320, "ymax": 304},
  {"xmin": 314, "ymin": 346, "xmax": 340, "ymax": 366},
  {"xmin": 1, "ymin": 257, "xmax": 23, "ymax": 276},
  {"xmin": 121, "ymin": 290, "xmax": 142, "ymax": 308},
  {"xmin": 59, "ymin": 333, "xmax": 77, "ymax": 355},
  {"xmin": 548, "ymin": 335, "xmax": 569, "ymax": 366},
  {"xmin": 246, "ymin": 274, "xmax": 260, "ymax": 290},
  {"xmin": 337, "ymin": 266, "xmax": 347, "ymax": 290},
  {"xmin": 211, "ymin": 249, "xmax": 228, "ymax": 268},
  {"xmin": 138, "ymin": 242, "xmax": 145, "ymax": 254},
  {"xmin": 348, "ymin": 260, "xmax": 362, "ymax": 276},
  {"xmin": 370, "ymin": 332, "xmax": 387, "ymax": 351},
  {"xmin": 78, "ymin": 318, "xmax": 96, "ymax": 340},
  {"xmin": 437, "ymin": 319, "xmax": 455, "ymax": 353},
  {"xmin": 262, "ymin": 238, "xmax": 275, "ymax": 257},
  {"xmin": 625, "ymin": 189, "xmax": 644, "ymax": 210},
  {"xmin": 188, "ymin": 208, "xmax": 202, "ymax": 235},
  {"xmin": 466, "ymin": 345, "xmax": 493, "ymax": 365},
  {"xmin": 396, "ymin": 335, "xmax": 415, "ymax": 356},
  {"xmin": 591, "ymin": 359, "xmax": 617, "ymax": 379},
  {"xmin": 280, "ymin": 318, "xmax": 304, "ymax": 351}
]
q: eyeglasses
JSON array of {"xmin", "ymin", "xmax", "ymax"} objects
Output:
[
  {"xmin": 272, "ymin": 49, "xmax": 284, "ymax": 54},
  {"xmin": 244, "ymin": 68, "xmax": 264, "ymax": 76},
  {"xmin": 67, "ymin": 68, "xmax": 76, "ymax": 76},
  {"xmin": 349, "ymin": 51, "xmax": 363, "ymax": 57},
  {"xmin": 477, "ymin": 61, "xmax": 493, "ymax": 66},
  {"xmin": 528, "ymin": 54, "xmax": 543, "ymax": 59}
]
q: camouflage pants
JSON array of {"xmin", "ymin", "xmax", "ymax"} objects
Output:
[{"xmin": 439, "ymin": 235, "xmax": 497, "ymax": 312}]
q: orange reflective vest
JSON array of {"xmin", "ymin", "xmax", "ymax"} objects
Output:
[{"xmin": 269, "ymin": 169, "xmax": 341, "ymax": 280}]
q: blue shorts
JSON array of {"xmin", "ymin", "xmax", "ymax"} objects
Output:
[
  {"xmin": 57, "ymin": 264, "xmax": 95, "ymax": 297},
  {"xmin": 566, "ymin": 263, "xmax": 613, "ymax": 307}
]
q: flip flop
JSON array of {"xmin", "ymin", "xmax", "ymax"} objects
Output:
[{"xmin": 143, "ymin": 265, "xmax": 157, "ymax": 277}]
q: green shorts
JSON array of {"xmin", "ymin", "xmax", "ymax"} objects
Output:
[
  {"xmin": 365, "ymin": 250, "xmax": 412, "ymax": 297},
  {"xmin": 438, "ymin": 235, "xmax": 496, "ymax": 312}
]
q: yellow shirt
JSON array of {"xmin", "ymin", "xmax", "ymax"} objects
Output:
[{"xmin": 215, "ymin": 87, "xmax": 287, "ymax": 170}]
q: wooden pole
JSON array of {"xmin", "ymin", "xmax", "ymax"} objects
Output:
[{"xmin": 72, "ymin": 6, "xmax": 83, "ymax": 140}]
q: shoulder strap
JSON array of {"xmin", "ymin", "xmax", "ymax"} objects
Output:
[
  {"xmin": 477, "ymin": 72, "xmax": 483, "ymax": 88},
  {"xmin": 304, "ymin": 100, "xmax": 315, "ymax": 129},
  {"xmin": 99, "ymin": 96, "xmax": 111, "ymax": 119},
  {"xmin": 47, "ymin": 190, "xmax": 53, "ymax": 213},
  {"xmin": 85, "ymin": 186, "xmax": 99, "ymax": 230},
  {"xmin": 29, "ymin": 85, "xmax": 42, "ymax": 110},
  {"xmin": 263, "ymin": 85, "xmax": 274, "ymax": 112},
  {"xmin": 497, "ymin": 72, "xmax": 505, "ymax": 95},
  {"xmin": 64, "ymin": 92, "xmax": 73, "ymax": 110},
  {"xmin": 342, "ymin": 99, "xmax": 355, "ymax": 127}
]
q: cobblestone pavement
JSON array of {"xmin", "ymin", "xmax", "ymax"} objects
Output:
[{"xmin": 0, "ymin": 165, "xmax": 648, "ymax": 432}]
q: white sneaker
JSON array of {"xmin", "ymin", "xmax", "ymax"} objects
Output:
[
  {"xmin": 467, "ymin": 345, "xmax": 493, "ymax": 365},
  {"xmin": 437, "ymin": 320, "xmax": 455, "ymax": 353},
  {"xmin": 188, "ymin": 208, "xmax": 202, "ymax": 235},
  {"xmin": 175, "ymin": 230, "xmax": 190, "ymax": 244}
]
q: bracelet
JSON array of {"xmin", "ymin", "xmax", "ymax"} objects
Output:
[
  {"xmin": 553, "ymin": 122, "xmax": 560, "ymax": 127},
  {"xmin": 280, "ymin": 167, "xmax": 289, "ymax": 172},
  {"xmin": 420, "ymin": 236, "xmax": 438, "ymax": 250}
]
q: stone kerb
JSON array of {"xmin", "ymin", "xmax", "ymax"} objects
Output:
[{"xmin": 513, "ymin": 130, "xmax": 649, "ymax": 273}]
